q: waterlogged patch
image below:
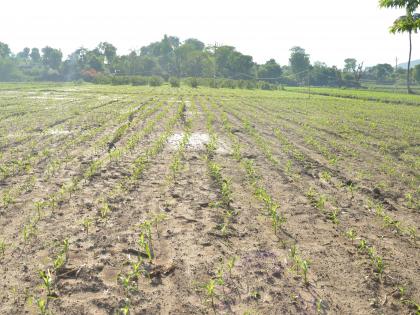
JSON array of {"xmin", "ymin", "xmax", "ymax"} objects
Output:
[
  {"xmin": 168, "ymin": 132, "xmax": 230, "ymax": 154},
  {"xmin": 48, "ymin": 129, "xmax": 72, "ymax": 135}
]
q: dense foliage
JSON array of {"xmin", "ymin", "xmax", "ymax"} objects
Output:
[{"xmin": 0, "ymin": 35, "xmax": 417, "ymax": 87}]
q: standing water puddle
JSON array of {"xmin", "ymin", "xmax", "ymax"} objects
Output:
[{"xmin": 168, "ymin": 132, "xmax": 230, "ymax": 154}]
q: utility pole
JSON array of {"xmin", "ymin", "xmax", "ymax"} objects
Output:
[
  {"xmin": 307, "ymin": 69, "xmax": 311, "ymax": 99},
  {"xmin": 213, "ymin": 42, "xmax": 219, "ymax": 88},
  {"xmin": 395, "ymin": 57, "xmax": 398, "ymax": 93}
]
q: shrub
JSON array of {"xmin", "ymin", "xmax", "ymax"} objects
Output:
[
  {"xmin": 111, "ymin": 76, "xmax": 131, "ymax": 85},
  {"xmin": 169, "ymin": 77, "xmax": 180, "ymax": 87},
  {"xmin": 209, "ymin": 79, "xmax": 219, "ymax": 88},
  {"xmin": 220, "ymin": 79, "xmax": 236, "ymax": 89},
  {"xmin": 149, "ymin": 76, "xmax": 163, "ymax": 87},
  {"xmin": 131, "ymin": 76, "xmax": 148, "ymax": 86},
  {"xmin": 245, "ymin": 80, "xmax": 257, "ymax": 89},
  {"xmin": 258, "ymin": 81, "xmax": 274, "ymax": 90},
  {"xmin": 188, "ymin": 77, "xmax": 199, "ymax": 88}
]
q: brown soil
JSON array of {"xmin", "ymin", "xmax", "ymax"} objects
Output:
[{"xmin": 0, "ymin": 86, "xmax": 418, "ymax": 315}]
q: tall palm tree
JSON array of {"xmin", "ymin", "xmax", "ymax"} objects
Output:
[{"xmin": 379, "ymin": 0, "xmax": 420, "ymax": 93}]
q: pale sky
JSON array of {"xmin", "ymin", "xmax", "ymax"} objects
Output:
[{"xmin": 1, "ymin": 0, "xmax": 418, "ymax": 68}]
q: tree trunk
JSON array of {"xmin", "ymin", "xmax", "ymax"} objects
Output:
[{"xmin": 407, "ymin": 30, "xmax": 413, "ymax": 94}]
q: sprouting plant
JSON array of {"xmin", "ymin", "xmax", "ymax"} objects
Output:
[
  {"xmin": 137, "ymin": 233, "xmax": 152, "ymax": 262},
  {"xmin": 82, "ymin": 218, "xmax": 93, "ymax": 234},
  {"xmin": 53, "ymin": 253, "xmax": 66, "ymax": 271},
  {"xmin": 320, "ymin": 171, "xmax": 331, "ymax": 182},
  {"xmin": 215, "ymin": 265, "xmax": 225, "ymax": 286},
  {"xmin": 345, "ymin": 229, "xmax": 356, "ymax": 243},
  {"xmin": 306, "ymin": 187, "xmax": 316, "ymax": 201},
  {"xmin": 367, "ymin": 246, "xmax": 376, "ymax": 261},
  {"xmin": 221, "ymin": 179, "xmax": 232, "ymax": 207},
  {"xmin": 300, "ymin": 259, "xmax": 310, "ymax": 285},
  {"xmin": 0, "ymin": 240, "xmax": 5, "ymax": 257},
  {"xmin": 119, "ymin": 303, "xmax": 130, "ymax": 315},
  {"xmin": 404, "ymin": 193, "xmax": 414, "ymax": 208},
  {"xmin": 271, "ymin": 208, "xmax": 286, "ymax": 235},
  {"xmin": 316, "ymin": 298, "xmax": 323, "ymax": 314},
  {"xmin": 152, "ymin": 212, "xmax": 166, "ymax": 238},
  {"xmin": 99, "ymin": 201, "xmax": 111, "ymax": 220},
  {"xmin": 62, "ymin": 239, "xmax": 69, "ymax": 254},
  {"xmin": 227, "ymin": 256, "xmax": 236, "ymax": 277},
  {"xmin": 35, "ymin": 297, "xmax": 48, "ymax": 315},
  {"xmin": 407, "ymin": 226, "xmax": 417, "ymax": 243},
  {"xmin": 119, "ymin": 273, "xmax": 136, "ymax": 293},
  {"xmin": 204, "ymin": 279, "xmax": 217, "ymax": 310},
  {"xmin": 284, "ymin": 160, "xmax": 293, "ymax": 176},
  {"xmin": 315, "ymin": 195, "xmax": 327, "ymax": 211},
  {"xmin": 358, "ymin": 239, "xmax": 367, "ymax": 252},
  {"xmin": 23, "ymin": 223, "xmax": 36, "ymax": 242},
  {"xmin": 346, "ymin": 182, "xmax": 356, "ymax": 199},
  {"xmin": 232, "ymin": 142, "xmax": 241, "ymax": 161},
  {"xmin": 374, "ymin": 256, "xmax": 384, "ymax": 275},
  {"xmin": 402, "ymin": 299, "xmax": 420, "ymax": 313},
  {"xmin": 130, "ymin": 259, "xmax": 145, "ymax": 278},
  {"xmin": 220, "ymin": 221, "xmax": 229, "ymax": 237},
  {"xmin": 53, "ymin": 238, "xmax": 69, "ymax": 271},
  {"xmin": 290, "ymin": 244, "xmax": 298, "ymax": 259},
  {"xmin": 34, "ymin": 200, "xmax": 46, "ymax": 220},
  {"xmin": 48, "ymin": 194, "xmax": 58, "ymax": 211},
  {"xmin": 39, "ymin": 269, "xmax": 53, "ymax": 295},
  {"xmin": 250, "ymin": 289, "xmax": 261, "ymax": 300},
  {"xmin": 328, "ymin": 208, "xmax": 340, "ymax": 224},
  {"xmin": 374, "ymin": 203, "xmax": 384, "ymax": 217},
  {"xmin": 398, "ymin": 286, "xmax": 406, "ymax": 300}
]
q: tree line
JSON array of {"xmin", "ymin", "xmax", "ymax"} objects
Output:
[{"xmin": 0, "ymin": 35, "xmax": 419, "ymax": 88}]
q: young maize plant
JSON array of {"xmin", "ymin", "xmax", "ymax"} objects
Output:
[
  {"xmin": 98, "ymin": 200, "xmax": 111, "ymax": 220},
  {"xmin": 0, "ymin": 240, "xmax": 5, "ymax": 257},
  {"xmin": 345, "ymin": 229, "xmax": 357, "ymax": 243},
  {"xmin": 118, "ymin": 273, "xmax": 137, "ymax": 293},
  {"xmin": 204, "ymin": 279, "xmax": 217, "ymax": 311},
  {"xmin": 271, "ymin": 207, "xmax": 287, "ymax": 235},
  {"xmin": 226, "ymin": 256, "xmax": 236, "ymax": 278},
  {"xmin": 119, "ymin": 302, "xmax": 130, "ymax": 315},
  {"xmin": 23, "ymin": 222, "xmax": 37, "ymax": 242},
  {"xmin": 152, "ymin": 212, "xmax": 167, "ymax": 238},
  {"xmin": 39, "ymin": 269, "xmax": 54, "ymax": 296},
  {"xmin": 35, "ymin": 297, "xmax": 48, "ymax": 315},
  {"xmin": 327, "ymin": 208, "xmax": 340, "ymax": 225},
  {"xmin": 367, "ymin": 199, "xmax": 415, "ymax": 240},
  {"xmin": 53, "ymin": 239, "xmax": 69, "ymax": 272},
  {"xmin": 169, "ymin": 127, "xmax": 191, "ymax": 180},
  {"xmin": 34, "ymin": 200, "xmax": 47, "ymax": 221},
  {"xmin": 1, "ymin": 190, "xmax": 14, "ymax": 208},
  {"xmin": 138, "ymin": 220, "xmax": 154, "ymax": 262},
  {"xmin": 82, "ymin": 218, "xmax": 93, "ymax": 235},
  {"xmin": 289, "ymin": 245, "xmax": 310, "ymax": 285}
]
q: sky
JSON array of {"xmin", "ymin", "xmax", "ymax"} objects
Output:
[{"xmin": 1, "ymin": 0, "xmax": 418, "ymax": 68}]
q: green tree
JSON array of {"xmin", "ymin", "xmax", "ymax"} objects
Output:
[
  {"xmin": 289, "ymin": 46, "xmax": 310, "ymax": 83},
  {"xmin": 258, "ymin": 59, "xmax": 282, "ymax": 83},
  {"xmin": 17, "ymin": 47, "xmax": 30, "ymax": 61},
  {"xmin": 344, "ymin": 58, "xmax": 364, "ymax": 82},
  {"xmin": 215, "ymin": 46, "xmax": 255, "ymax": 79},
  {"xmin": 98, "ymin": 42, "xmax": 117, "ymax": 66},
  {"xmin": 41, "ymin": 46, "xmax": 63, "ymax": 70},
  {"xmin": 370, "ymin": 63, "xmax": 394, "ymax": 82},
  {"xmin": 344, "ymin": 58, "xmax": 357, "ymax": 73},
  {"xmin": 30, "ymin": 48, "xmax": 41, "ymax": 63},
  {"xmin": 414, "ymin": 64, "xmax": 420, "ymax": 83},
  {"xmin": 0, "ymin": 42, "xmax": 11, "ymax": 58},
  {"xmin": 379, "ymin": 0, "xmax": 420, "ymax": 93}
]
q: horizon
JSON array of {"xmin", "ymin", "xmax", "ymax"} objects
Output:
[{"xmin": 1, "ymin": 0, "xmax": 419, "ymax": 68}]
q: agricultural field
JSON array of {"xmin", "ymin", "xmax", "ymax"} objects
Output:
[{"xmin": 0, "ymin": 83, "xmax": 419, "ymax": 315}]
